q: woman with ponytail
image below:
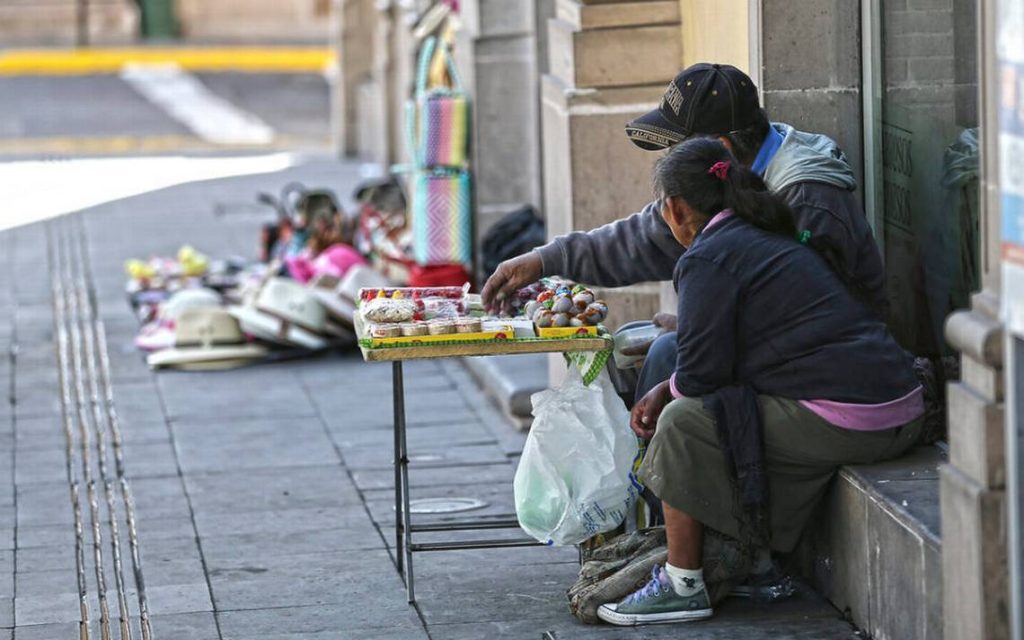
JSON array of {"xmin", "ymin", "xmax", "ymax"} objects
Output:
[{"xmin": 596, "ymin": 138, "xmax": 924, "ymax": 627}]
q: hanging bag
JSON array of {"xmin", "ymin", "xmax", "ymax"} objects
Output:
[{"xmin": 401, "ymin": 36, "xmax": 473, "ymax": 269}]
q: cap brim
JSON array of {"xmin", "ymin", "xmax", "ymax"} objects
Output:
[{"xmin": 625, "ymin": 108, "xmax": 688, "ymax": 151}]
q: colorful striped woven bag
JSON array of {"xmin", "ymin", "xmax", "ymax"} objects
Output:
[
  {"xmin": 401, "ymin": 36, "xmax": 473, "ymax": 267},
  {"xmin": 411, "ymin": 169, "xmax": 473, "ymax": 266}
]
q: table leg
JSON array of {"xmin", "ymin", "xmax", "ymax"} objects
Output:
[
  {"xmin": 392, "ymin": 361, "xmax": 405, "ymax": 579},
  {"xmin": 398, "ymin": 372, "xmax": 415, "ymax": 603}
]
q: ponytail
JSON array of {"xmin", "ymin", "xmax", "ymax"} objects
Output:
[
  {"xmin": 720, "ymin": 162, "xmax": 796, "ymax": 238},
  {"xmin": 653, "ymin": 137, "xmax": 866, "ymax": 301}
]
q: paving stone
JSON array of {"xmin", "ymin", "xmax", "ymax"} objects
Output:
[
  {"xmin": 15, "ymin": 482, "xmax": 74, "ymax": 527},
  {"xmin": 107, "ymin": 382, "xmax": 165, "ymax": 428},
  {"xmin": 352, "ymin": 461, "xmax": 515, "ymax": 492},
  {"xmin": 158, "ymin": 371, "xmax": 317, "ymax": 422},
  {"xmin": 343, "ymin": 442, "xmax": 510, "ymax": 471},
  {"xmin": 149, "ymin": 611, "xmax": 219, "ymax": 640},
  {"xmin": 15, "ymin": 522, "xmax": 75, "ymax": 550},
  {"xmin": 185, "ymin": 465, "xmax": 361, "ymax": 514},
  {"xmin": 119, "ymin": 440, "xmax": 180, "ymax": 478},
  {"xmin": 217, "ymin": 603, "xmax": 424, "ymax": 639},
  {"xmin": 108, "ymin": 420, "xmax": 170, "ymax": 445},
  {"xmin": 193, "ymin": 505, "xmax": 375, "ymax": 540},
  {"xmin": 139, "ymin": 556, "xmax": 208, "ymax": 589},
  {"xmin": 16, "ymin": 568, "xmax": 92, "ymax": 599},
  {"xmin": 130, "ymin": 514, "xmax": 198, "ymax": 543},
  {"xmin": 199, "ymin": 527, "xmax": 383, "ymax": 567},
  {"xmin": 13, "ymin": 449, "xmax": 66, "ymax": 485},
  {"xmin": 14, "ymin": 591, "xmax": 82, "ymax": 626},
  {"xmin": 362, "ymin": 482, "xmax": 521, "ymax": 528},
  {"xmin": 211, "ymin": 565, "xmax": 411, "ymax": 612},
  {"xmin": 207, "ymin": 548, "xmax": 392, "ymax": 582},
  {"xmin": 12, "ymin": 622, "xmax": 79, "ymax": 640},
  {"xmin": 12, "ymin": 417, "xmax": 65, "ymax": 451},
  {"xmin": 16, "ymin": 544, "xmax": 89, "ymax": 574},
  {"xmin": 331, "ymin": 422, "xmax": 497, "ymax": 451},
  {"xmin": 173, "ymin": 423, "xmax": 339, "ymax": 474}
]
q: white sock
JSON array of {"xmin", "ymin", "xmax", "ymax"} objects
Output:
[{"xmin": 664, "ymin": 563, "xmax": 704, "ymax": 597}]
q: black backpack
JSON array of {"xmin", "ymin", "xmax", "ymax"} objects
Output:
[{"xmin": 481, "ymin": 205, "xmax": 545, "ymax": 280}]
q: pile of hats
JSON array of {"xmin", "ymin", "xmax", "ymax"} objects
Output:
[{"xmin": 138, "ymin": 265, "xmax": 391, "ymax": 371}]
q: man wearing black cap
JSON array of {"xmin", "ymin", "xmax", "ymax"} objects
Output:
[{"xmin": 482, "ymin": 62, "xmax": 886, "ymax": 398}]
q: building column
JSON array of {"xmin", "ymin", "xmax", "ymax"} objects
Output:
[
  {"xmin": 457, "ymin": 0, "xmax": 543, "ymax": 246},
  {"xmin": 941, "ymin": 1, "xmax": 1009, "ymax": 638},
  {"xmin": 541, "ymin": 0, "xmax": 682, "ymax": 331}
]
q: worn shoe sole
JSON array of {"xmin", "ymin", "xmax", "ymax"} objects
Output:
[{"xmin": 595, "ymin": 604, "xmax": 713, "ymax": 626}]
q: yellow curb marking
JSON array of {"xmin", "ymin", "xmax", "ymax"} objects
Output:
[
  {"xmin": 0, "ymin": 134, "xmax": 330, "ymax": 156},
  {"xmin": 0, "ymin": 47, "xmax": 335, "ymax": 76}
]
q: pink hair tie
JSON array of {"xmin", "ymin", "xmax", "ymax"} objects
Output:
[{"xmin": 708, "ymin": 161, "xmax": 731, "ymax": 181}]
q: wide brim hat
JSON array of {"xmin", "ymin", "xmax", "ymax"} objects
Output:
[
  {"xmin": 232, "ymin": 314, "xmax": 329, "ymax": 350},
  {"xmin": 147, "ymin": 344, "xmax": 268, "ymax": 370},
  {"xmin": 308, "ymin": 273, "xmax": 357, "ymax": 327},
  {"xmin": 228, "ymin": 277, "xmax": 330, "ymax": 350},
  {"xmin": 158, "ymin": 287, "xmax": 222, "ymax": 321},
  {"xmin": 338, "ymin": 264, "xmax": 392, "ymax": 304},
  {"xmin": 147, "ymin": 307, "xmax": 268, "ymax": 369}
]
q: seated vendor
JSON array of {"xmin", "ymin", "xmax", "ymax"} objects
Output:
[{"xmin": 596, "ymin": 138, "xmax": 924, "ymax": 627}]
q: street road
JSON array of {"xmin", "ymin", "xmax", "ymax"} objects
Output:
[{"xmin": 0, "ymin": 71, "xmax": 332, "ymax": 158}]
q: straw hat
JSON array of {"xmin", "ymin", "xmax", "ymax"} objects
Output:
[
  {"xmin": 338, "ymin": 264, "xmax": 391, "ymax": 304},
  {"xmin": 135, "ymin": 288, "xmax": 223, "ymax": 352},
  {"xmin": 229, "ymin": 277, "xmax": 329, "ymax": 350},
  {"xmin": 147, "ymin": 307, "xmax": 267, "ymax": 370}
]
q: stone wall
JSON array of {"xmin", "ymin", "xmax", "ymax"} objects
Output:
[
  {"xmin": 459, "ymin": 0, "xmax": 543, "ymax": 249},
  {"xmin": 760, "ymin": 0, "xmax": 864, "ymax": 187},
  {"xmin": 541, "ymin": 0, "xmax": 683, "ymax": 332},
  {"xmin": 175, "ymin": 0, "xmax": 335, "ymax": 42},
  {"xmin": 0, "ymin": 0, "xmax": 139, "ymax": 45}
]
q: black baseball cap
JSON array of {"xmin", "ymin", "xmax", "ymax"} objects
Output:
[{"xmin": 625, "ymin": 63, "xmax": 761, "ymax": 151}]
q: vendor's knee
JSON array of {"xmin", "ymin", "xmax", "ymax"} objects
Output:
[
  {"xmin": 655, "ymin": 396, "xmax": 710, "ymax": 436},
  {"xmin": 635, "ymin": 332, "xmax": 677, "ymax": 400}
]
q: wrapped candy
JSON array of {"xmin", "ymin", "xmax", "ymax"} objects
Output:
[{"xmin": 551, "ymin": 295, "xmax": 573, "ymax": 314}]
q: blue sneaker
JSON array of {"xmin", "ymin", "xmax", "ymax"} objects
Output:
[{"xmin": 596, "ymin": 565, "xmax": 713, "ymax": 626}]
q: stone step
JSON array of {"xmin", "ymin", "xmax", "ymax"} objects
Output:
[
  {"xmin": 462, "ymin": 354, "xmax": 548, "ymax": 431},
  {"xmin": 796, "ymin": 444, "xmax": 945, "ymax": 640}
]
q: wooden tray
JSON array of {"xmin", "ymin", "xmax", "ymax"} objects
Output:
[{"xmin": 359, "ymin": 336, "xmax": 611, "ymax": 361}]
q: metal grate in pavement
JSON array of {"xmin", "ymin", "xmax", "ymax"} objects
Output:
[{"xmin": 48, "ymin": 215, "xmax": 152, "ymax": 640}]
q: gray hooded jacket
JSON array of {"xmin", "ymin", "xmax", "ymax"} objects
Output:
[{"xmin": 534, "ymin": 123, "xmax": 888, "ymax": 319}]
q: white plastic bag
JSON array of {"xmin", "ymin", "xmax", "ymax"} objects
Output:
[{"xmin": 514, "ymin": 366, "xmax": 640, "ymax": 546}]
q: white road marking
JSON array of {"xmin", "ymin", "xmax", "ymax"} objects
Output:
[
  {"xmin": 0, "ymin": 154, "xmax": 296, "ymax": 231},
  {"xmin": 120, "ymin": 62, "xmax": 275, "ymax": 145}
]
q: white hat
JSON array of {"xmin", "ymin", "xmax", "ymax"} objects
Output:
[
  {"xmin": 136, "ymin": 288, "xmax": 223, "ymax": 352},
  {"xmin": 147, "ymin": 307, "xmax": 267, "ymax": 370},
  {"xmin": 338, "ymin": 265, "xmax": 391, "ymax": 306},
  {"xmin": 229, "ymin": 277, "xmax": 329, "ymax": 350},
  {"xmin": 159, "ymin": 287, "xmax": 222, "ymax": 321},
  {"xmin": 308, "ymin": 273, "xmax": 357, "ymax": 327}
]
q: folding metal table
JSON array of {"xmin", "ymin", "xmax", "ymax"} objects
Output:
[{"xmin": 359, "ymin": 336, "xmax": 611, "ymax": 603}]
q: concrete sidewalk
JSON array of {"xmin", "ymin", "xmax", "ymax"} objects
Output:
[{"xmin": 0, "ymin": 156, "xmax": 860, "ymax": 639}]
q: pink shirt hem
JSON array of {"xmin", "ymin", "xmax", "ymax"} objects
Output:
[{"xmin": 800, "ymin": 386, "xmax": 925, "ymax": 431}]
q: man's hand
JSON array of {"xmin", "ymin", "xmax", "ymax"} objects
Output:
[
  {"xmin": 630, "ymin": 380, "xmax": 672, "ymax": 440},
  {"xmin": 481, "ymin": 252, "xmax": 543, "ymax": 313},
  {"xmin": 652, "ymin": 312, "xmax": 677, "ymax": 332}
]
